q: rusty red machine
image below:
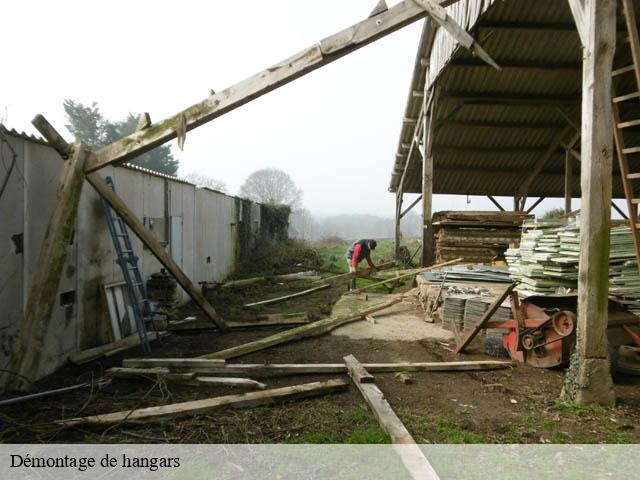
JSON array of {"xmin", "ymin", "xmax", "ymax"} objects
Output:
[{"xmin": 454, "ymin": 283, "xmax": 640, "ymax": 369}]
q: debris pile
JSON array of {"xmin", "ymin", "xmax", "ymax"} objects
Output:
[{"xmin": 432, "ymin": 211, "xmax": 532, "ymax": 264}]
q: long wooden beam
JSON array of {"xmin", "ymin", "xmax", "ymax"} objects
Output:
[
  {"xmin": 561, "ymin": 0, "xmax": 616, "ymax": 405},
  {"xmin": 400, "ymin": 195, "xmax": 423, "ymax": 219},
  {"xmin": 85, "ymin": 0, "xmax": 460, "ymax": 172},
  {"xmin": 567, "ymin": 0, "xmax": 587, "ymax": 47},
  {"xmin": 344, "ymin": 354, "xmax": 440, "ymax": 480},
  {"xmin": 2, "ymin": 143, "xmax": 89, "ymax": 392},
  {"xmin": 441, "ymin": 93, "xmax": 580, "ymax": 107},
  {"xmin": 450, "ymin": 59, "xmax": 581, "ymax": 72},
  {"xmin": 487, "ymin": 195, "xmax": 505, "ymax": 211},
  {"xmin": 86, "ymin": 173, "xmax": 228, "ymax": 331}
]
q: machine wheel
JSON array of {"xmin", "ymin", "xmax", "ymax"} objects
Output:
[
  {"xmin": 551, "ymin": 311, "xmax": 575, "ymax": 337},
  {"xmin": 483, "ymin": 335, "xmax": 509, "ymax": 358}
]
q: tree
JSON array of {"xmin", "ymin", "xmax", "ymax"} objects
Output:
[
  {"xmin": 183, "ymin": 172, "xmax": 227, "ymax": 192},
  {"xmin": 239, "ymin": 168, "xmax": 302, "ymax": 208},
  {"xmin": 63, "ymin": 100, "xmax": 179, "ymax": 175},
  {"xmin": 540, "ymin": 208, "xmax": 566, "ymax": 220}
]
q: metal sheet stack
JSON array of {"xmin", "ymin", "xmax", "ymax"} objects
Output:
[{"xmin": 432, "ymin": 211, "xmax": 532, "ymax": 264}]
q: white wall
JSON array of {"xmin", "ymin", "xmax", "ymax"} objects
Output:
[{"xmin": 0, "ymin": 131, "xmax": 261, "ymax": 381}]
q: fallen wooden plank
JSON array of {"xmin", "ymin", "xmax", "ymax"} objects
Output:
[
  {"xmin": 69, "ymin": 332, "xmax": 167, "ymax": 365},
  {"xmin": 122, "ymin": 358, "xmax": 225, "ymax": 369},
  {"xmin": 343, "ymin": 354, "xmax": 375, "ymax": 383},
  {"xmin": 58, "ymin": 379, "xmax": 349, "ymax": 427},
  {"xmin": 365, "ymin": 314, "xmax": 377, "ymax": 325},
  {"xmin": 348, "ymin": 258, "xmax": 462, "ymax": 294},
  {"xmin": 202, "ymin": 297, "xmax": 403, "ymax": 360},
  {"xmin": 169, "ymin": 360, "xmax": 513, "ymax": 376},
  {"xmin": 168, "ymin": 314, "xmax": 311, "ymax": 331},
  {"xmin": 315, "ymin": 261, "xmax": 397, "ymax": 284},
  {"xmin": 243, "ymin": 284, "xmax": 331, "ymax": 308},
  {"xmin": 87, "ymin": 172, "xmax": 228, "ymax": 331},
  {"xmin": 106, "ymin": 367, "xmax": 267, "ymax": 389},
  {"xmin": 344, "ymin": 355, "xmax": 439, "ymax": 480}
]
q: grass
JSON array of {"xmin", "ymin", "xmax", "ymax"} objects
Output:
[{"xmin": 314, "ymin": 238, "xmax": 420, "ymax": 273}]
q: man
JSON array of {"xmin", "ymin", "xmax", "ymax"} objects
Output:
[{"xmin": 346, "ymin": 239, "xmax": 377, "ymax": 291}]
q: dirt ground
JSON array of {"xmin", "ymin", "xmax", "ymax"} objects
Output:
[{"xmin": 2, "ymin": 278, "xmax": 640, "ymax": 444}]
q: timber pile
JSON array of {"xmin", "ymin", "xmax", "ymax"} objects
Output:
[
  {"xmin": 506, "ymin": 220, "xmax": 640, "ymax": 312},
  {"xmin": 432, "ymin": 211, "xmax": 531, "ymax": 264}
]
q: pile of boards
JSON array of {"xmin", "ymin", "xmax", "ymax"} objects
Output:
[
  {"xmin": 505, "ymin": 218, "xmax": 640, "ymax": 313},
  {"xmin": 432, "ymin": 211, "xmax": 532, "ymax": 264}
]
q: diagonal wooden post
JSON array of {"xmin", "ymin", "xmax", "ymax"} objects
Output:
[
  {"xmin": 2, "ymin": 143, "xmax": 88, "ymax": 391},
  {"xmin": 86, "ymin": 173, "xmax": 228, "ymax": 331}
]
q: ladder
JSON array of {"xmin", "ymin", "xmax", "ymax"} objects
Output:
[
  {"xmin": 613, "ymin": 0, "xmax": 640, "ymax": 270},
  {"xmin": 99, "ymin": 176, "xmax": 151, "ymax": 353}
]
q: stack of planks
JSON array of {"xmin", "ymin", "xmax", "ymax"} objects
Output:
[
  {"xmin": 506, "ymin": 219, "xmax": 640, "ymax": 312},
  {"xmin": 432, "ymin": 211, "xmax": 531, "ymax": 264}
]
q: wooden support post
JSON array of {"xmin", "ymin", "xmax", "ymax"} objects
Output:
[
  {"xmin": 86, "ymin": 173, "xmax": 229, "ymax": 331},
  {"xmin": 395, "ymin": 191, "xmax": 403, "ymax": 260},
  {"xmin": 561, "ymin": 0, "xmax": 615, "ymax": 406},
  {"xmin": 422, "ymin": 88, "xmax": 437, "ymax": 267},
  {"xmin": 564, "ymin": 148, "xmax": 573, "ymax": 213},
  {"xmin": 2, "ymin": 143, "xmax": 88, "ymax": 392}
]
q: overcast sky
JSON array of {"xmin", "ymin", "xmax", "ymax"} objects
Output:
[{"xmin": 1, "ymin": 0, "xmax": 583, "ymax": 218}]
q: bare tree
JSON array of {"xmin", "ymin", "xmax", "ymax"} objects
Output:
[
  {"xmin": 184, "ymin": 172, "xmax": 227, "ymax": 192},
  {"xmin": 239, "ymin": 168, "xmax": 302, "ymax": 208}
]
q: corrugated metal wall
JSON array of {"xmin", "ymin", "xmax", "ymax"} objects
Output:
[{"xmin": 0, "ymin": 133, "xmax": 261, "ymax": 380}]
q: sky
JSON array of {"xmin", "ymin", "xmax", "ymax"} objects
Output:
[{"xmin": 0, "ymin": 0, "xmax": 603, "ymax": 218}]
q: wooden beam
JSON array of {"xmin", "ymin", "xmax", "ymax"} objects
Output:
[
  {"xmin": 442, "ymin": 93, "xmax": 580, "ymax": 107},
  {"xmin": 2, "ymin": 143, "xmax": 88, "ymax": 392},
  {"xmin": 441, "ymin": 120, "xmax": 565, "ymax": 129},
  {"xmin": 243, "ymin": 284, "xmax": 331, "ymax": 308},
  {"xmin": 565, "ymin": 149, "xmax": 573, "ymax": 213},
  {"xmin": 200, "ymin": 297, "xmax": 403, "ymax": 360},
  {"xmin": 350, "ymin": 258, "xmax": 460, "ymax": 295},
  {"xmin": 344, "ymin": 354, "xmax": 440, "ymax": 480},
  {"xmin": 70, "ymin": 332, "xmax": 167, "ymax": 365},
  {"xmin": 413, "ymin": 0, "xmax": 500, "ymax": 71},
  {"xmin": 85, "ymin": 173, "xmax": 228, "ymax": 331},
  {"xmin": 122, "ymin": 358, "xmax": 225, "ymax": 369},
  {"xmin": 476, "ymin": 21, "xmax": 578, "ymax": 33},
  {"xmin": 32, "ymin": 114, "xmax": 72, "ymax": 159},
  {"xmin": 567, "ymin": 0, "xmax": 587, "ymax": 47},
  {"xmin": 434, "ymin": 145, "xmax": 549, "ymax": 154},
  {"xmin": 85, "ymin": 0, "xmax": 461, "ymax": 172},
  {"xmin": 487, "ymin": 196, "xmax": 505, "ymax": 211},
  {"xmin": 561, "ymin": 0, "xmax": 616, "ymax": 405},
  {"xmin": 400, "ymin": 195, "xmax": 423, "ymax": 219},
  {"xmin": 422, "ymin": 86, "xmax": 437, "ymax": 266},
  {"xmin": 118, "ymin": 360, "xmax": 513, "ymax": 377},
  {"xmin": 612, "ymin": 201, "xmax": 629, "ymax": 219},
  {"xmin": 525, "ymin": 197, "xmax": 546, "ymax": 214},
  {"xmin": 516, "ymin": 127, "xmax": 575, "ymax": 198},
  {"xmin": 450, "ymin": 59, "xmax": 581, "ymax": 72},
  {"xmin": 454, "ymin": 283, "xmax": 518, "ymax": 354},
  {"xmin": 58, "ymin": 379, "xmax": 349, "ymax": 427}
]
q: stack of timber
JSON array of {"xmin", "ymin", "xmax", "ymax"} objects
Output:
[
  {"xmin": 432, "ymin": 211, "xmax": 531, "ymax": 264},
  {"xmin": 506, "ymin": 220, "xmax": 640, "ymax": 312}
]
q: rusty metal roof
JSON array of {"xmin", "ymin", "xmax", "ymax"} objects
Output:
[{"xmin": 389, "ymin": 0, "xmax": 638, "ymax": 199}]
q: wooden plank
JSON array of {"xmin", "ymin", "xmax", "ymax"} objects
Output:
[
  {"xmin": 243, "ymin": 284, "xmax": 331, "ymax": 308},
  {"xmin": 168, "ymin": 315, "xmax": 312, "ymax": 331},
  {"xmin": 567, "ymin": 0, "xmax": 586, "ymax": 47},
  {"xmin": 562, "ymin": 0, "xmax": 616, "ymax": 405},
  {"xmin": 348, "ymin": 258, "xmax": 461, "ymax": 294},
  {"xmin": 201, "ymin": 297, "xmax": 404, "ymax": 360},
  {"xmin": 122, "ymin": 358, "xmax": 225, "ymax": 369},
  {"xmin": 344, "ymin": 354, "xmax": 440, "ymax": 480},
  {"xmin": 314, "ymin": 261, "xmax": 397, "ymax": 284},
  {"xmin": 565, "ymin": 149, "xmax": 573, "ymax": 213},
  {"xmin": 32, "ymin": 114, "xmax": 72, "ymax": 159},
  {"xmin": 2, "ymin": 143, "xmax": 88, "ymax": 391},
  {"xmin": 413, "ymin": 0, "xmax": 499, "ymax": 71},
  {"xmin": 107, "ymin": 368, "xmax": 267, "ymax": 389},
  {"xmin": 85, "ymin": 172, "xmax": 228, "ymax": 331},
  {"xmin": 162, "ymin": 360, "xmax": 513, "ymax": 376},
  {"xmin": 453, "ymin": 283, "xmax": 518, "ymax": 354},
  {"xmin": 69, "ymin": 332, "xmax": 167, "ymax": 365},
  {"xmin": 343, "ymin": 354, "xmax": 375, "ymax": 383},
  {"xmin": 84, "ymin": 1, "xmax": 460, "ymax": 172},
  {"xmin": 58, "ymin": 379, "xmax": 349, "ymax": 427}
]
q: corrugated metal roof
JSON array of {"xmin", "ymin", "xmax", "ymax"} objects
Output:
[{"xmin": 390, "ymin": 0, "xmax": 638, "ymax": 199}]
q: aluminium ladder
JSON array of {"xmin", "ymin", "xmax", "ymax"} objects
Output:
[
  {"xmin": 612, "ymin": 0, "xmax": 640, "ymax": 271},
  {"xmin": 99, "ymin": 176, "xmax": 152, "ymax": 353}
]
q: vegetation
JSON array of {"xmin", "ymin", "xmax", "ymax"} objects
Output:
[
  {"xmin": 239, "ymin": 168, "xmax": 303, "ymax": 209},
  {"xmin": 539, "ymin": 207, "xmax": 566, "ymax": 220},
  {"xmin": 63, "ymin": 99, "xmax": 179, "ymax": 175}
]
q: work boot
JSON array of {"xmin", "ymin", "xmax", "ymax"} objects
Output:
[{"xmin": 348, "ymin": 278, "xmax": 356, "ymax": 291}]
